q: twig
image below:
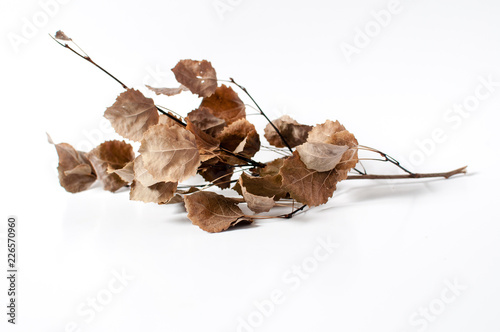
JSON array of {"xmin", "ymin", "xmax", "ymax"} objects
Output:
[
  {"xmin": 280, "ymin": 204, "xmax": 307, "ymax": 219},
  {"xmin": 229, "ymin": 77, "xmax": 293, "ymax": 153},
  {"xmin": 49, "ymin": 34, "xmax": 128, "ymax": 89},
  {"xmin": 345, "ymin": 166, "xmax": 467, "ymax": 180}
]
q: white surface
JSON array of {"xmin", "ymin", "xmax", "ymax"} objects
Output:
[{"xmin": 1, "ymin": 0, "xmax": 499, "ymax": 331}]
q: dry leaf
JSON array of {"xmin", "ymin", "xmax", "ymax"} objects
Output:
[
  {"xmin": 233, "ymin": 172, "xmax": 286, "ymax": 201},
  {"xmin": 104, "ymin": 89, "xmax": 159, "ymax": 141},
  {"xmin": 55, "ymin": 30, "xmax": 71, "ymax": 41},
  {"xmin": 184, "ymin": 191, "xmax": 249, "ymax": 233},
  {"xmin": 133, "ymin": 155, "xmax": 160, "ymax": 187},
  {"xmin": 88, "ymin": 140, "xmax": 135, "ymax": 192},
  {"xmin": 198, "ymin": 159, "xmax": 233, "ymax": 189},
  {"xmin": 199, "ymin": 85, "xmax": 246, "ymax": 125},
  {"xmin": 171, "ymin": 60, "xmax": 217, "ymax": 97},
  {"xmin": 239, "ymin": 177, "xmax": 275, "ymax": 213},
  {"xmin": 108, "ymin": 161, "xmax": 135, "ymax": 183},
  {"xmin": 186, "ymin": 107, "xmax": 226, "ymax": 137},
  {"xmin": 279, "ymin": 151, "xmax": 345, "ymax": 207},
  {"xmin": 296, "ymin": 142, "xmax": 349, "ymax": 172},
  {"xmin": 130, "ymin": 180, "xmax": 177, "ymax": 204},
  {"xmin": 48, "ymin": 136, "xmax": 97, "ymax": 193},
  {"xmin": 259, "ymin": 158, "xmax": 285, "ymax": 177},
  {"xmin": 307, "ymin": 120, "xmax": 346, "ymax": 143},
  {"xmin": 139, "ymin": 124, "xmax": 201, "ymax": 183},
  {"xmin": 218, "ymin": 118, "xmax": 260, "ymax": 160},
  {"xmin": 264, "ymin": 115, "xmax": 312, "ymax": 148},
  {"xmin": 146, "ymin": 84, "xmax": 189, "ymax": 96},
  {"xmin": 186, "ymin": 118, "xmax": 219, "ymax": 161},
  {"xmin": 326, "ymin": 130, "xmax": 359, "ymax": 171}
]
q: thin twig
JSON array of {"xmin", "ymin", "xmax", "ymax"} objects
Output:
[
  {"xmin": 49, "ymin": 34, "xmax": 128, "ymax": 89},
  {"xmin": 229, "ymin": 77, "xmax": 293, "ymax": 153}
]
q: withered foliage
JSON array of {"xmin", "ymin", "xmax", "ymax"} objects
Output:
[{"xmin": 50, "ymin": 59, "xmax": 362, "ymax": 232}]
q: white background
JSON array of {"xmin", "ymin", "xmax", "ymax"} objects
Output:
[{"xmin": 1, "ymin": 0, "xmax": 500, "ymax": 331}]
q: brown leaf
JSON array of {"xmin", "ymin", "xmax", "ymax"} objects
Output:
[
  {"xmin": 218, "ymin": 118, "xmax": 260, "ymax": 161},
  {"xmin": 326, "ymin": 130, "xmax": 359, "ymax": 171},
  {"xmin": 104, "ymin": 89, "xmax": 159, "ymax": 141},
  {"xmin": 264, "ymin": 115, "xmax": 312, "ymax": 148},
  {"xmin": 133, "ymin": 155, "xmax": 160, "ymax": 187},
  {"xmin": 307, "ymin": 121, "xmax": 358, "ymax": 171},
  {"xmin": 307, "ymin": 120, "xmax": 346, "ymax": 143},
  {"xmin": 239, "ymin": 177, "xmax": 275, "ymax": 213},
  {"xmin": 186, "ymin": 118, "xmax": 219, "ymax": 161},
  {"xmin": 279, "ymin": 151, "xmax": 346, "ymax": 207},
  {"xmin": 139, "ymin": 124, "xmax": 201, "ymax": 183},
  {"xmin": 186, "ymin": 107, "xmax": 226, "ymax": 137},
  {"xmin": 146, "ymin": 84, "xmax": 189, "ymax": 96},
  {"xmin": 87, "ymin": 140, "xmax": 135, "ymax": 192},
  {"xmin": 198, "ymin": 159, "xmax": 233, "ymax": 189},
  {"xmin": 108, "ymin": 161, "xmax": 135, "ymax": 183},
  {"xmin": 199, "ymin": 85, "xmax": 246, "ymax": 125},
  {"xmin": 171, "ymin": 60, "xmax": 217, "ymax": 97},
  {"xmin": 55, "ymin": 30, "xmax": 71, "ymax": 41},
  {"xmin": 129, "ymin": 180, "xmax": 177, "ymax": 204},
  {"xmin": 296, "ymin": 142, "xmax": 349, "ymax": 172},
  {"xmin": 49, "ymin": 136, "xmax": 97, "ymax": 193},
  {"xmin": 233, "ymin": 172, "xmax": 286, "ymax": 201},
  {"xmin": 184, "ymin": 191, "xmax": 249, "ymax": 233}
]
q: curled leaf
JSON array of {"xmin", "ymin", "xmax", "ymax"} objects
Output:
[
  {"xmin": 87, "ymin": 140, "xmax": 135, "ymax": 192},
  {"xmin": 139, "ymin": 124, "xmax": 201, "ymax": 183},
  {"xmin": 199, "ymin": 85, "xmax": 246, "ymax": 125},
  {"xmin": 233, "ymin": 172, "xmax": 286, "ymax": 201},
  {"xmin": 108, "ymin": 161, "xmax": 135, "ymax": 183},
  {"xmin": 218, "ymin": 118, "xmax": 260, "ymax": 158},
  {"xmin": 184, "ymin": 191, "xmax": 249, "ymax": 233},
  {"xmin": 264, "ymin": 115, "xmax": 312, "ymax": 148},
  {"xmin": 146, "ymin": 84, "xmax": 189, "ymax": 96},
  {"xmin": 187, "ymin": 107, "xmax": 226, "ymax": 137},
  {"xmin": 48, "ymin": 135, "xmax": 97, "ymax": 193},
  {"xmin": 279, "ymin": 151, "xmax": 346, "ymax": 207},
  {"xmin": 171, "ymin": 60, "xmax": 217, "ymax": 97},
  {"xmin": 296, "ymin": 142, "xmax": 349, "ymax": 172},
  {"xmin": 130, "ymin": 180, "xmax": 177, "ymax": 204},
  {"xmin": 104, "ymin": 89, "xmax": 159, "ymax": 141},
  {"xmin": 239, "ymin": 177, "xmax": 275, "ymax": 213},
  {"xmin": 326, "ymin": 130, "xmax": 359, "ymax": 170}
]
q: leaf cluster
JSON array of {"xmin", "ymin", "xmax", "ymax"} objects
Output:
[{"xmin": 50, "ymin": 59, "xmax": 360, "ymax": 232}]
